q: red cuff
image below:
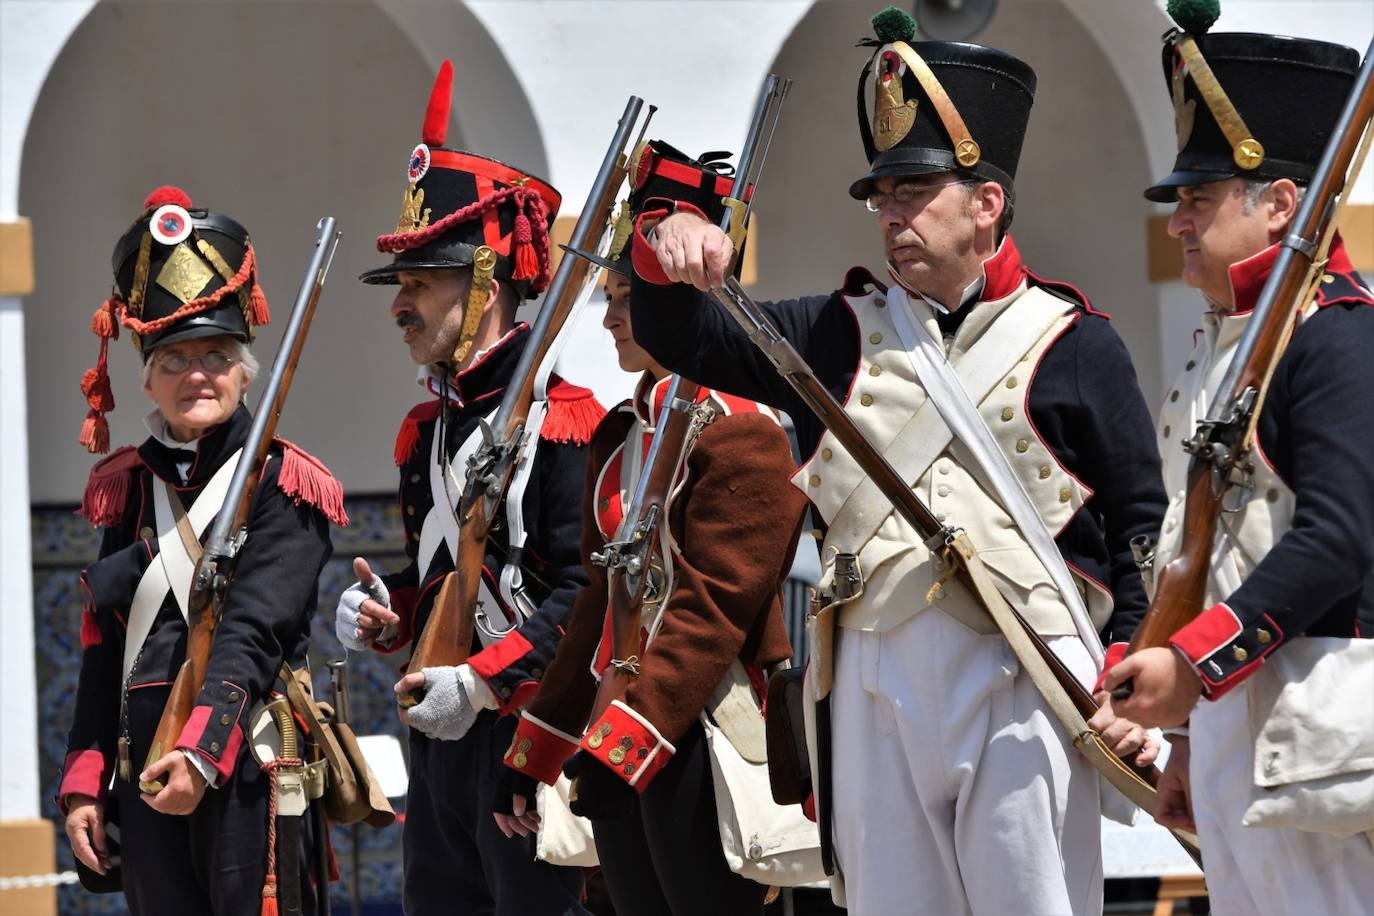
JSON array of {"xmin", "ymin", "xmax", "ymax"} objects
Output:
[
  {"xmin": 1170, "ymin": 602, "xmax": 1283, "ymax": 699},
  {"xmin": 58, "ymin": 749, "xmax": 110, "ymax": 813},
  {"xmin": 630, "ymin": 200, "xmax": 711, "ymax": 287},
  {"xmin": 1093, "ymin": 641, "xmax": 1129, "ymax": 694},
  {"xmin": 375, "ymin": 584, "xmax": 419, "ymax": 654},
  {"xmin": 580, "ymin": 700, "xmax": 674, "ymax": 792},
  {"xmin": 468, "ymin": 630, "xmax": 535, "ymax": 681},
  {"xmin": 504, "ymin": 713, "xmax": 580, "ymax": 785},
  {"xmin": 176, "ymin": 704, "xmax": 245, "ymax": 784}
]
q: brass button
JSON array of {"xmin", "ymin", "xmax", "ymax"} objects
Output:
[
  {"xmin": 228, "ymin": 691, "xmax": 241, "ymax": 702},
  {"xmin": 1163, "ymin": 426, "xmax": 1171, "ymax": 438},
  {"xmin": 1322, "ymin": 273, "xmax": 1335, "ymax": 284},
  {"xmin": 1005, "ymin": 377, "xmax": 1018, "ymax": 389},
  {"xmin": 512, "ymin": 753, "xmax": 528, "ymax": 768},
  {"xmin": 598, "ymin": 497, "xmax": 610, "ymax": 511},
  {"xmin": 139, "ymin": 526, "xmax": 155, "ymax": 541},
  {"xmin": 210, "ymin": 741, "xmax": 221, "ymax": 754},
  {"xmin": 1059, "ymin": 488, "xmax": 1071, "ymax": 503},
  {"xmin": 219, "ymin": 714, "xmax": 231, "ymax": 726},
  {"xmin": 811, "ymin": 528, "xmax": 824, "ymax": 540},
  {"xmin": 869, "ymin": 333, "xmax": 883, "ymax": 345},
  {"xmin": 1232, "ymin": 645, "xmax": 1249, "ymax": 662},
  {"xmin": 406, "ymin": 505, "xmax": 416, "ymax": 516},
  {"xmin": 609, "ymin": 746, "xmax": 627, "ymax": 765},
  {"xmin": 875, "ymin": 296, "xmax": 886, "ymax": 308},
  {"xmin": 809, "ymin": 474, "xmax": 821, "ymax": 487},
  {"xmin": 623, "ymin": 763, "xmax": 636, "ymax": 776},
  {"xmin": 1170, "ymin": 391, "xmax": 1180, "ymax": 402},
  {"xmin": 869, "ymin": 365, "xmax": 882, "ymax": 377},
  {"xmin": 1015, "ymin": 439, "xmax": 1029, "ymax": 453},
  {"xmin": 934, "ymin": 586, "xmax": 947, "ymax": 600},
  {"xmin": 412, "ymin": 531, "xmax": 421, "ymax": 541},
  {"xmin": 822, "ymin": 448, "xmax": 833, "ymax": 461},
  {"xmin": 1001, "ymin": 407, "xmax": 1014, "ymax": 421},
  {"xmin": 530, "ymin": 668, "xmax": 543, "ymax": 679},
  {"xmin": 1265, "ymin": 489, "xmax": 1279, "ymax": 503},
  {"xmin": 860, "ymin": 394, "xmax": 874, "ymax": 407},
  {"xmin": 637, "ymin": 747, "xmax": 648, "ymax": 759},
  {"xmin": 1256, "ymin": 629, "xmax": 1272, "ymax": 644},
  {"xmin": 499, "ymin": 685, "xmax": 512, "ymax": 698},
  {"xmin": 1038, "ymin": 466, "xmax": 1052, "ymax": 480},
  {"xmin": 519, "ymin": 738, "xmax": 533, "ymax": 753},
  {"xmin": 587, "ymin": 723, "xmax": 611, "ymax": 749}
]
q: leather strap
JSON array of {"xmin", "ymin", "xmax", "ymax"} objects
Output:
[
  {"xmin": 952, "ymin": 532, "xmax": 1203, "ymax": 863},
  {"xmin": 166, "ymin": 483, "xmax": 205, "ymax": 566}
]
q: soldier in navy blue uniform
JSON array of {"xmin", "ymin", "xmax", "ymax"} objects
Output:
[
  {"xmin": 331, "ymin": 60, "xmax": 599, "ymax": 915},
  {"xmin": 60, "ymin": 186, "xmax": 344, "ymax": 915},
  {"xmin": 624, "ymin": 9, "xmax": 1164, "ymax": 915},
  {"xmin": 1104, "ymin": 5, "xmax": 1374, "ymax": 914}
]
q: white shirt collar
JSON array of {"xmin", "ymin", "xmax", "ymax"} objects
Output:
[
  {"xmin": 918, "ymin": 272, "xmax": 986, "ymax": 315},
  {"xmin": 143, "ymin": 409, "xmax": 199, "ymax": 482}
]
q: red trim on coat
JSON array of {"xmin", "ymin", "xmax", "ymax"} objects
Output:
[
  {"xmin": 1170, "ymin": 603, "xmax": 1284, "ymax": 698},
  {"xmin": 594, "ymin": 441, "xmax": 627, "ymax": 540},
  {"xmin": 506, "ymin": 713, "xmax": 580, "ymax": 785},
  {"xmin": 468, "ymin": 629, "xmax": 535, "ymax": 683},
  {"xmin": 395, "ymin": 400, "xmax": 442, "ymax": 467},
  {"xmin": 1227, "ymin": 244, "xmax": 1281, "ymax": 315},
  {"xmin": 580, "ymin": 700, "xmax": 674, "ymax": 792},
  {"xmin": 58, "ymin": 749, "xmax": 110, "ymax": 812},
  {"xmin": 176, "ymin": 703, "xmax": 245, "ymax": 784},
  {"xmin": 886, "ymin": 235, "xmax": 1026, "ymax": 303},
  {"xmin": 632, "ymin": 209, "xmax": 673, "ymax": 285}
]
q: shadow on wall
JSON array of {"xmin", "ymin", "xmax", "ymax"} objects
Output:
[{"xmin": 19, "ymin": 0, "xmax": 545, "ymax": 503}]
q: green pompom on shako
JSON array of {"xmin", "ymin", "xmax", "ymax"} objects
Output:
[
  {"xmin": 871, "ymin": 5, "xmax": 918, "ymax": 44},
  {"xmin": 1167, "ymin": 0, "xmax": 1220, "ymax": 35}
]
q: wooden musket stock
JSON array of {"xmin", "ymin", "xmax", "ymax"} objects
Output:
[
  {"xmin": 1123, "ymin": 39, "xmax": 1374, "ymax": 666},
  {"xmin": 140, "ymin": 218, "xmax": 340, "ymax": 793},
  {"xmin": 400, "ymin": 97, "xmax": 653, "ymax": 706}
]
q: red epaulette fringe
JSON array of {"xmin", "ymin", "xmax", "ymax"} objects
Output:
[
  {"xmin": 275, "ymin": 438, "xmax": 348, "ymax": 526},
  {"xmin": 78, "ymin": 446, "xmax": 141, "ymax": 527},
  {"xmin": 542, "ymin": 380, "xmax": 607, "ymax": 446},
  {"xmin": 394, "ymin": 400, "xmax": 442, "ymax": 466}
]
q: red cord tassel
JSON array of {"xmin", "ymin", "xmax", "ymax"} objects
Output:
[
  {"xmin": 79, "ymin": 410, "xmax": 110, "ymax": 455},
  {"xmin": 91, "ymin": 299, "xmax": 120, "ymax": 339},
  {"xmin": 260, "ymin": 875, "xmax": 279, "ymax": 916},
  {"xmin": 513, "ymin": 211, "xmax": 537, "ymax": 282}
]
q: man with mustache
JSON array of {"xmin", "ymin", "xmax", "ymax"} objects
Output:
[
  {"xmin": 1104, "ymin": 4, "xmax": 1374, "ymax": 914},
  {"xmin": 331, "ymin": 61, "xmax": 600, "ymax": 915},
  {"xmin": 623, "ymin": 9, "xmax": 1165, "ymax": 915}
]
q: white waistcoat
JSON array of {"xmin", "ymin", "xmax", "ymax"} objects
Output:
[
  {"xmin": 1150, "ymin": 305, "xmax": 1310, "ymax": 601},
  {"xmin": 793, "ymin": 281, "xmax": 1112, "ymax": 636}
]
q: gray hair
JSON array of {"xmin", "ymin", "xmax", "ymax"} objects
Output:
[
  {"xmin": 1241, "ymin": 178, "xmax": 1307, "ymax": 215},
  {"xmin": 141, "ymin": 337, "xmax": 259, "ymax": 387}
]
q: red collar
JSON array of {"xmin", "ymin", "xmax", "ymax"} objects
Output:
[
  {"xmin": 885, "ymin": 234, "xmax": 1026, "ymax": 306},
  {"xmin": 1227, "ymin": 235, "xmax": 1356, "ymax": 314}
]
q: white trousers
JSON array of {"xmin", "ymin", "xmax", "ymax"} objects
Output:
[
  {"xmin": 1191, "ymin": 681, "xmax": 1374, "ymax": 916},
  {"xmin": 830, "ymin": 608, "xmax": 1103, "ymax": 916}
]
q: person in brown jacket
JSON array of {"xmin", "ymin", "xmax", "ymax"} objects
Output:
[{"xmin": 492, "ymin": 143, "xmax": 810, "ymax": 916}]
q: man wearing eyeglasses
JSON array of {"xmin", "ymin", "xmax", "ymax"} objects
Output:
[{"xmin": 624, "ymin": 9, "xmax": 1166, "ymax": 915}]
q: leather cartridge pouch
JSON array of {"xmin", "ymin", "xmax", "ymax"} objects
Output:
[
  {"xmin": 279, "ymin": 664, "xmax": 395, "ymax": 828},
  {"xmin": 765, "ymin": 667, "xmax": 811, "ymax": 805}
]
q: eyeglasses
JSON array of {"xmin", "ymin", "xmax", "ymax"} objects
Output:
[
  {"xmin": 153, "ymin": 350, "xmax": 238, "ymax": 375},
  {"xmin": 865, "ymin": 178, "xmax": 976, "ymax": 213}
]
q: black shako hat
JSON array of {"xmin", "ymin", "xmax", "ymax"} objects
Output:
[
  {"xmin": 78, "ymin": 185, "xmax": 270, "ymax": 453},
  {"xmin": 580, "ymin": 140, "xmax": 745, "ymax": 277},
  {"xmin": 850, "ymin": 7, "xmax": 1036, "ymax": 202},
  {"xmin": 1145, "ymin": 0, "xmax": 1361, "ymax": 202},
  {"xmin": 361, "ymin": 59, "xmax": 562, "ymax": 298}
]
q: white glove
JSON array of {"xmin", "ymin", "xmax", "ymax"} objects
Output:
[
  {"xmin": 407, "ymin": 664, "xmax": 499, "ymax": 742},
  {"xmin": 335, "ymin": 575, "xmax": 393, "ymax": 651}
]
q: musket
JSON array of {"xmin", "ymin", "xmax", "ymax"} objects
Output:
[
  {"xmin": 1119, "ymin": 40, "xmax": 1374, "ymax": 676},
  {"xmin": 706, "ymin": 276, "xmax": 1202, "ymax": 863},
  {"xmin": 576, "ymin": 75, "xmax": 792, "ymax": 724},
  {"xmin": 399, "ymin": 98, "xmax": 655, "ymax": 706},
  {"xmin": 139, "ymin": 218, "xmax": 341, "ymax": 794}
]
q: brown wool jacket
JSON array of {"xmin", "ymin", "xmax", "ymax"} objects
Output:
[{"xmin": 504, "ymin": 377, "xmax": 808, "ymax": 790}]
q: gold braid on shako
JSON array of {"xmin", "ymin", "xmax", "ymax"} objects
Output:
[{"xmin": 78, "ymin": 186, "xmax": 270, "ymax": 454}]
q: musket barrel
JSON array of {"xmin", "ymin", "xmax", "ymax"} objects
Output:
[
  {"xmin": 200, "ymin": 218, "xmax": 340, "ymax": 559},
  {"xmin": 1209, "ymin": 39, "xmax": 1374, "ymax": 417},
  {"xmin": 488, "ymin": 96, "xmax": 646, "ymax": 436}
]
